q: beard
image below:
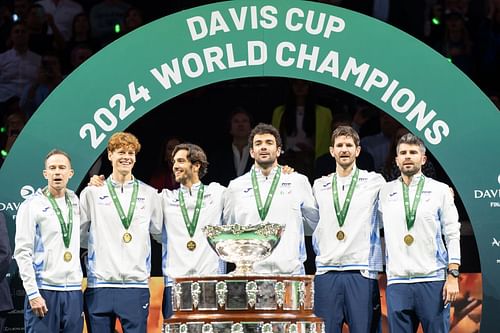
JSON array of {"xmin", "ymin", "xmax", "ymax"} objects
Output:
[{"xmin": 400, "ymin": 164, "xmax": 421, "ymax": 177}]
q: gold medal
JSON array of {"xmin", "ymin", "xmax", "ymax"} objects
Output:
[
  {"xmin": 123, "ymin": 232, "xmax": 132, "ymax": 243},
  {"xmin": 187, "ymin": 240, "xmax": 196, "ymax": 251},
  {"xmin": 63, "ymin": 251, "xmax": 72, "ymax": 262},
  {"xmin": 336, "ymin": 230, "xmax": 345, "ymax": 241},
  {"xmin": 404, "ymin": 234, "xmax": 414, "ymax": 246}
]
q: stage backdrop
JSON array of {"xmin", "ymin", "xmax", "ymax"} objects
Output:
[{"xmin": 0, "ymin": 0, "xmax": 498, "ymax": 331}]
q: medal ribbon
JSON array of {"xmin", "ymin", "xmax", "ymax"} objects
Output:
[
  {"xmin": 45, "ymin": 189, "xmax": 73, "ymax": 248},
  {"xmin": 178, "ymin": 184, "xmax": 205, "ymax": 238},
  {"xmin": 107, "ymin": 178, "xmax": 139, "ymax": 230},
  {"xmin": 332, "ymin": 168, "xmax": 359, "ymax": 228},
  {"xmin": 251, "ymin": 166, "xmax": 281, "ymax": 221},
  {"xmin": 402, "ymin": 175, "xmax": 425, "ymax": 231}
]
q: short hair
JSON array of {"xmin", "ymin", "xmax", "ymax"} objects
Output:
[
  {"xmin": 107, "ymin": 132, "xmax": 141, "ymax": 153},
  {"xmin": 248, "ymin": 123, "xmax": 282, "ymax": 148},
  {"xmin": 331, "ymin": 125, "xmax": 360, "ymax": 147},
  {"xmin": 45, "ymin": 149, "xmax": 71, "ymax": 167},
  {"xmin": 229, "ymin": 106, "xmax": 253, "ymax": 124},
  {"xmin": 396, "ymin": 133, "xmax": 426, "ymax": 154},
  {"xmin": 172, "ymin": 143, "xmax": 209, "ymax": 179}
]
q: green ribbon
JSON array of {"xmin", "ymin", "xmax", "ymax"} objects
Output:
[
  {"xmin": 251, "ymin": 166, "xmax": 281, "ymax": 221},
  {"xmin": 178, "ymin": 184, "xmax": 205, "ymax": 237},
  {"xmin": 402, "ymin": 175, "xmax": 425, "ymax": 231},
  {"xmin": 107, "ymin": 178, "xmax": 139, "ymax": 230},
  {"xmin": 45, "ymin": 189, "xmax": 73, "ymax": 248},
  {"xmin": 332, "ymin": 168, "xmax": 359, "ymax": 228}
]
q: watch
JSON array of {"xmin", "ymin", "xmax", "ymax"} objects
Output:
[{"xmin": 448, "ymin": 269, "xmax": 460, "ymax": 278}]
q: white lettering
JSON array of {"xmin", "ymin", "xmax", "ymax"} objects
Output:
[
  {"xmin": 260, "ymin": 6, "xmax": 278, "ymax": 29},
  {"xmin": 317, "ymin": 50, "xmax": 339, "ymax": 77},
  {"xmin": 297, "ymin": 44, "xmax": 319, "ymax": 70},
  {"xmin": 182, "ymin": 52, "xmax": 204, "ymax": 78},
  {"xmin": 150, "ymin": 60, "xmax": 183, "ymax": 90},
  {"xmin": 276, "ymin": 41, "xmax": 295, "ymax": 67},
  {"xmin": 424, "ymin": 119, "xmax": 449, "ymax": 145},
  {"xmin": 203, "ymin": 46, "xmax": 226, "ymax": 72},
  {"xmin": 285, "ymin": 8, "xmax": 303, "ymax": 32},
  {"xmin": 228, "ymin": 7, "xmax": 247, "ymax": 30},
  {"xmin": 363, "ymin": 68, "xmax": 389, "ymax": 92},
  {"xmin": 392, "ymin": 88, "xmax": 416, "ymax": 113},
  {"xmin": 210, "ymin": 11, "xmax": 230, "ymax": 36},
  {"xmin": 323, "ymin": 14, "xmax": 345, "ymax": 38},
  {"xmin": 406, "ymin": 100, "xmax": 436, "ymax": 130},
  {"xmin": 474, "ymin": 189, "xmax": 500, "ymax": 199},
  {"xmin": 340, "ymin": 57, "xmax": 370, "ymax": 87},
  {"xmin": 381, "ymin": 80, "xmax": 399, "ymax": 102},
  {"xmin": 305, "ymin": 10, "xmax": 326, "ymax": 36},
  {"xmin": 248, "ymin": 41, "xmax": 267, "ymax": 65},
  {"xmin": 0, "ymin": 202, "xmax": 21, "ymax": 211},
  {"xmin": 226, "ymin": 43, "xmax": 246, "ymax": 68},
  {"xmin": 186, "ymin": 16, "xmax": 207, "ymax": 41}
]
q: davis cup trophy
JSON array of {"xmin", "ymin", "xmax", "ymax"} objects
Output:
[
  {"xmin": 203, "ymin": 223, "xmax": 284, "ymax": 275},
  {"xmin": 163, "ymin": 223, "xmax": 325, "ymax": 333}
]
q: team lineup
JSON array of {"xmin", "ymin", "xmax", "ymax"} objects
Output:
[{"xmin": 12, "ymin": 123, "xmax": 460, "ymax": 333}]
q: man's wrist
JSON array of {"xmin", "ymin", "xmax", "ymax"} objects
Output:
[{"xmin": 447, "ymin": 268, "xmax": 460, "ymax": 278}]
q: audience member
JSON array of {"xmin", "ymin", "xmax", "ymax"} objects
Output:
[
  {"xmin": 149, "ymin": 136, "xmax": 183, "ymax": 191},
  {"xmin": 19, "ymin": 50, "xmax": 63, "ymax": 117},
  {"xmin": 271, "ymin": 79, "xmax": 333, "ymax": 182},
  {"xmin": 121, "ymin": 6, "xmax": 143, "ymax": 34},
  {"xmin": 36, "ymin": 0, "xmax": 84, "ymax": 41},
  {"xmin": 206, "ymin": 107, "xmax": 253, "ymax": 186},
  {"xmin": 0, "ymin": 22, "xmax": 41, "ymax": 104},
  {"xmin": 360, "ymin": 111, "xmax": 400, "ymax": 173},
  {"xmin": 25, "ymin": 4, "xmax": 64, "ymax": 54},
  {"xmin": 67, "ymin": 42, "xmax": 94, "ymax": 73},
  {"xmin": 89, "ymin": 0, "xmax": 131, "ymax": 46}
]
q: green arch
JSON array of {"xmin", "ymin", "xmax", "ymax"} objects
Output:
[{"xmin": 1, "ymin": 1, "xmax": 498, "ymax": 330}]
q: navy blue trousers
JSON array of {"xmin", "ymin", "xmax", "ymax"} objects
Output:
[
  {"xmin": 386, "ymin": 281, "xmax": 450, "ymax": 333},
  {"xmin": 314, "ymin": 271, "xmax": 381, "ymax": 333},
  {"xmin": 24, "ymin": 290, "xmax": 83, "ymax": 333},
  {"xmin": 84, "ymin": 288, "xmax": 150, "ymax": 333}
]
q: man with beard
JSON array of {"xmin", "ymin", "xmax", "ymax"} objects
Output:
[
  {"xmin": 80, "ymin": 132, "xmax": 162, "ymax": 333},
  {"xmin": 223, "ymin": 123, "xmax": 319, "ymax": 275},
  {"xmin": 378, "ymin": 133, "xmax": 460, "ymax": 333},
  {"xmin": 310, "ymin": 125, "xmax": 385, "ymax": 333},
  {"xmin": 159, "ymin": 143, "xmax": 225, "ymax": 319},
  {"xmin": 14, "ymin": 149, "xmax": 83, "ymax": 333}
]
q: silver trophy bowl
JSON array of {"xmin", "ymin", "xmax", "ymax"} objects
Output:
[{"xmin": 203, "ymin": 223, "xmax": 284, "ymax": 275}]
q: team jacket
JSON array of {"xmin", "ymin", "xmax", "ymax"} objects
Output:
[
  {"xmin": 80, "ymin": 177, "xmax": 162, "ymax": 288},
  {"xmin": 14, "ymin": 188, "xmax": 82, "ymax": 300},
  {"xmin": 160, "ymin": 182, "xmax": 225, "ymax": 286},
  {"xmin": 378, "ymin": 173, "xmax": 461, "ymax": 284},
  {"xmin": 223, "ymin": 166, "xmax": 319, "ymax": 275},
  {"xmin": 312, "ymin": 167, "xmax": 385, "ymax": 279}
]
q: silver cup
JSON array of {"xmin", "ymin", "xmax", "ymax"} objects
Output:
[{"xmin": 203, "ymin": 223, "xmax": 284, "ymax": 275}]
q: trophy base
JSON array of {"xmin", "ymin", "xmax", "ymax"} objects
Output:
[{"xmin": 165, "ymin": 275, "xmax": 324, "ymax": 332}]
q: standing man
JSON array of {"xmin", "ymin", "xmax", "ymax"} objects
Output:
[
  {"xmin": 379, "ymin": 133, "xmax": 460, "ymax": 332},
  {"xmin": 80, "ymin": 132, "xmax": 162, "ymax": 333},
  {"xmin": 311, "ymin": 126, "xmax": 385, "ymax": 333},
  {"xmin": 0, "ymin": 213, "xmax": 14, "ymax": 333},
  {"xmin": 160, "ymin": 143, "xmax": 225, "ymax": 318},
  {"xmin": 206, "ymin": 107, "xmax": 253, "ymax": 186},
  {"xmin": 14, "ymin": 149, "xmax": 83, "ymax": 333},
  {"xmin": 223, "ymin": 123, "xmax": 319, "ymax": 275}
]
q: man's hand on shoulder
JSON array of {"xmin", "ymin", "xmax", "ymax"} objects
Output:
[{"xmin": 88, "ymin": 175, "xmax": 105, "ymax": 187}]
